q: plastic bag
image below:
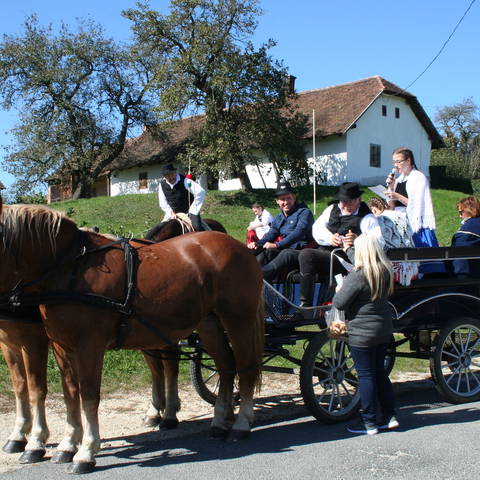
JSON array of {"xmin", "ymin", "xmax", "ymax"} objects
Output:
[{"xmin": 325, "ymin": 305, "xmax": 347, "ymax": 339}]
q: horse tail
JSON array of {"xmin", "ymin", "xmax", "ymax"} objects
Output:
[{"xmin": 252, "ymin": 284, "xmax": 265, "ymax": 393}]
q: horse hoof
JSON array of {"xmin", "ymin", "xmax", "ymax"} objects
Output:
[
  {"xmin": 230, "ymin": 429, "xmax": 251, "ymax": 442},
  {"xmin": 160, "ymin": 418, "xmax": 179, "ymax": 430},
  {"xmin": 143, "ymin": 415, "xmax": 161, "ymax": 428},
  {"xmin": 209, "ymin": 426, "xmax": 229, "ymax": 440},
  {"xmin": 19, "ymin": 449, "xmax": 46, "ymax": 464},
  {"xmin": 66, "ymin": 462, "xmax": 95, "ymax": 474},
  {"xmin": 51, "ymin": 450, "xmax": 75, "ymax": 464},
  {"xmin": 2, "ymin": 440, "xmax": 27, "ymax": 454}
]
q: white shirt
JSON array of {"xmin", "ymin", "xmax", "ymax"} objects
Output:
[
  {"xmin": 312, "ymin": 204, "xmax": 383, "ymax": 246},
  {"xmin": 158, "ymin": 173, "xmax": 205, "ymax": 217},
  {"xmin": 249, "ymin": 209, "xmax": 274, "ymax": 239}
]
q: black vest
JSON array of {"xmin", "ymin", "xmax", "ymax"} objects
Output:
[
  {"xmin": 327, "ymin": 202, "xmax": 372, "ymax": 236},
  {"xmin": 394, "ymin": 181, "xmax": 408, "ymax": 208},
  {"xmin": 160, "ymin": 175, "xmax": 190, "ymax": 213}
]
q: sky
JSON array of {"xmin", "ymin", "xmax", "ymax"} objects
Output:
[{"xmin": 1, "ymin": 0, "xmax": 479, "ymax": 190}]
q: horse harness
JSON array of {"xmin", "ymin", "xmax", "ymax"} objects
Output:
[{"xmin": 0, "ymin": 230, "xmax": 175, "ymax": 350}]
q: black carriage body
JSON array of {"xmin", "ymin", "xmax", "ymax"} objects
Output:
[{"xmin": 388, "ymin": 246, "xmax": 480, "ymax": 332}]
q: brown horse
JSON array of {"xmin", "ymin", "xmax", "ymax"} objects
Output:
[
  {"xmin": 0, "ymin": 307, "xmax": 180, "ymax": 464},
  {"xmin": 145, "ymin": 217, "xmax": 226, "ymax": 242},
  {"xmin": 0, "ymin": 245, "xmax": 180, "ymax": 462},
  {"xmin": 0, "ymin": 203, "xmax": 264, "ymax": 474}
]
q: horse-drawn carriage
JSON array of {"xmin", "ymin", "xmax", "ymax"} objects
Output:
[
  {"xmin": 1, "ymin": 199, "xmax": 479, "ymax": 473},
  {"xmin": 187, "ymin": 245, "xmax": 480, "ymax": 423}
]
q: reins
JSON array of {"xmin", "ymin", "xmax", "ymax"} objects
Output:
[{"xmin": 0, "ymin": 230, "xmax": 177, "ymax": 350}]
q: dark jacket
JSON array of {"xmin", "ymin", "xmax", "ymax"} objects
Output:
[
  {"xmin": 332, "ymin": 269, "xmax": 393, "ymax": 347},
  {"xmin": 257, "ymin": 202, "xmax": 314, "ymax": 250},
  {"xmin": 451, "ymin": 216, "xmax": 480, "ymax": 277}
]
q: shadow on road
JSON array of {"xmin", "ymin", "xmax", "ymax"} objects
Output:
[{"xmin": 92, "ymin": 377, "xmax": 480, "ymax": 473}]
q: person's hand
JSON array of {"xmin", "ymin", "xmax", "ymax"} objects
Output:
[
  {"xmin": 343, "ymin": 230, "xmax": 356, "ymax": 248},
  {"xmin": 385, "ymin": 172, "xmax": 395, "ymax": 189},
  {"xmin": 263, "ymin": 242, "xmax": 278, "ymax": 249},
  {"xmin": 170, "ymin": 212, "xmax": 177, "ymax": 219},
  {"xmin": 247, "ymin": 242, "xmax": 258, "ymax": 249},
  {"xmin": 331, "ymin": 232, "xmax": 344, "ymax": 247}
]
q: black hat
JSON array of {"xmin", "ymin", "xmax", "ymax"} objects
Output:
[
  {"xmin": 162, "ymin": 164, "xmax": 177, "ymax": 175},
  {"xmin": 275, "ymin": 180, "xmax": 295, "ymax": 197},
  {"xmin": 333, "ymin": 182, "xmax": 363, "ymax": 201}
]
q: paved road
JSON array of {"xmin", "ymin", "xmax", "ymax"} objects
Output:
[{"xmin": 3, "ymin": 379, "xmax": 480, "ymax": 480}]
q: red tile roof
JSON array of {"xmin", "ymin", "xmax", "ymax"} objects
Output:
[{"xmin": 111, "ymin": 76, "xmax": 443, "ymax": 171}]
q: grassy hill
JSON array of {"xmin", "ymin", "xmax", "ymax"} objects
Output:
[
  {"xmin": 0, "ymin": 185, "xmax": 470, "ymax": 397},
  {"xmin": 50, "ymin": 185, "xmax": 467, "ymax": 245}
]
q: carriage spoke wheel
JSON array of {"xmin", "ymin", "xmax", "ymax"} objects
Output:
[
  {"xmin": 189, "ymin": 349, "xmax": 240, "ymax": 406},
  {"xmin": 300, "ymin": 332, "xmax": 360, "ymax": 423},
  {"xmin": 430, "ymin": 317, "xmax": 480, "ymax": 404}
]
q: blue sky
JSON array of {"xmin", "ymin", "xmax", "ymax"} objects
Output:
[{"xmin": 1, "ymin": 0, "xmax": 479, "ymax": 190}]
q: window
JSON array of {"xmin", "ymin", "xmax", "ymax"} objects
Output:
[
  {"xmin": 382, "ymin": 105, "xmax": 387, "ymax": 117},
  {"xmin": 395, "ymin": 107, "xmax": 400, "ymax": 119},
  {"xmin": 139, "ymin": 172, "xmax": 148, "ymax": 190},
  {"xmin": 370, "ymin": 144, "xmax": 381, "ymax": 168}
]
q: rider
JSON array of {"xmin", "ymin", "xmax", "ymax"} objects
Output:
[
  {"xmin": 248, "ymin": 181, "xmax": 314, "ymax": 281},
  {"xmin": 158, "ymin": 164, "xmax": 206, "ymax": 232}
]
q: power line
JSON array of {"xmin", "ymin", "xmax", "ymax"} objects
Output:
[{"xmin": 405, "ymin": 0, "xmax": 477, "ymax": 91}]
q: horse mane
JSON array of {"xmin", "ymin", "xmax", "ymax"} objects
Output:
[
  {"xmin": 0, "ymin": 204, "xmax": 75, "ymax": 253},
  {"xmin": 144, "ymin": 221, "xmax": 169, "ymax": 241}
]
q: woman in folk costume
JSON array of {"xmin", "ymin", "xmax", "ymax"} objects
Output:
[{"xmin": 385, "ymin": 147, "xmax": 443, "ymax": 274}]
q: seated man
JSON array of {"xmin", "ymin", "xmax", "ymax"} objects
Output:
[
  {"xmin": 297, "ymin": 182, "xmax": 383, "ymax": 314},
  {"xmin": 248, "ymin": 181, "xmax": 314, "ymax": 282},
  {"xmin": 158, "ymin": 164, "xmax": 205, "ymax": 231}
]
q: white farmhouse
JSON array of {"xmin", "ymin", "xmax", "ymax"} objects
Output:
[
  {"xmin": 47, "ymin": 76, "xmax": 443, "ymax": 202},
  {"xmin": 221, "ymin": 76, "xmax": 444, "ymax": 189}
]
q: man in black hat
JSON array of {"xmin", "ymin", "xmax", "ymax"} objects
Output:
[
  {"xmin": 158, "ymin": 164, "xmax": 206, "ymax": 231},
  {"xmin": 296, "ymin": 182, "xmax": 383, "ymax": 315},
  {"xmin": 248, "ymin": 180, "xmax": 314, "ymax": 281}
]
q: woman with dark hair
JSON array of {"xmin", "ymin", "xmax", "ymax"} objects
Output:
[{"xmin": 451, "ymin": 196, "xmax": 480, "ymax": 277}]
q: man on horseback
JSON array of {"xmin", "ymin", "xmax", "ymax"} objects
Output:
[{"xmin": 158, "ymin": 164, "xmax": 206, "ymax": 231}]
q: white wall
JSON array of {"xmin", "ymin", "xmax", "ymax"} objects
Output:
[
  {"xmin": 305, "ymin": 135, "xmax": 348, "ymax": 185},
  {"xmin": 111, "ymin": 165, "xmax": 208, "ymax": 196},
  {"xmin": 346, "ymin": 94, "xmax": 431, "ymax": 186}
]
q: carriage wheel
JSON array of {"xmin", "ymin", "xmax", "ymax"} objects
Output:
[
  {"xmin": 430, "ymin": 317, "xmax": 480, "ymax": 404},
  {"xmin": 189, "ymin": 349, "xmax": 240, "ymax": 406},
  {"xmin": 300, "ymin": 332, "xmax": 360, "ymax": 423}
]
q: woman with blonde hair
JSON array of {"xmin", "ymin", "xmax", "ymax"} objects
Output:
[{"xmin": 333, "ymin": 233, "xmax": 398, "ymax": 435}]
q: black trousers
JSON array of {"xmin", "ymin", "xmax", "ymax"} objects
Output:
[
  {"xmin": 257, "ymin": 248, "xmax": 300, "ymax": 282},
  {"xmin": 298, "ymin": 246, "xmax": 352, "ymax": 280},
  {"xmin": 189, "ymin": 213, "xmax": 203, "ymax": 231}
]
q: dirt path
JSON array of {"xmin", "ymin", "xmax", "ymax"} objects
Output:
[{"xmin": 0, "ymin": 372, "xmax": 430, "ymax": 473}]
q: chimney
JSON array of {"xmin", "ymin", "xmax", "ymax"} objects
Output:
[{"xmin": 284, "ymin": 75, "xmax": 296, "ymax": 94}]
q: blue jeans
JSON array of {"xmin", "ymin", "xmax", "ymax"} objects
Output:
[{"xmin": 349, "ymin": 343, "xmax": 396, "ymax": 425}]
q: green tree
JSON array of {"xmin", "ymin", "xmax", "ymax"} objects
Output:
[
  {"xmin": 432, "ymin": 98, "xmax": 480, "ymax": 179},
  {"xmin": 0, "ymin": 16, "xmax": 157, "ymax": 199},
  {"xmin": 124, "ymin": 0, "xmax": 308, "ymax": 190}
]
